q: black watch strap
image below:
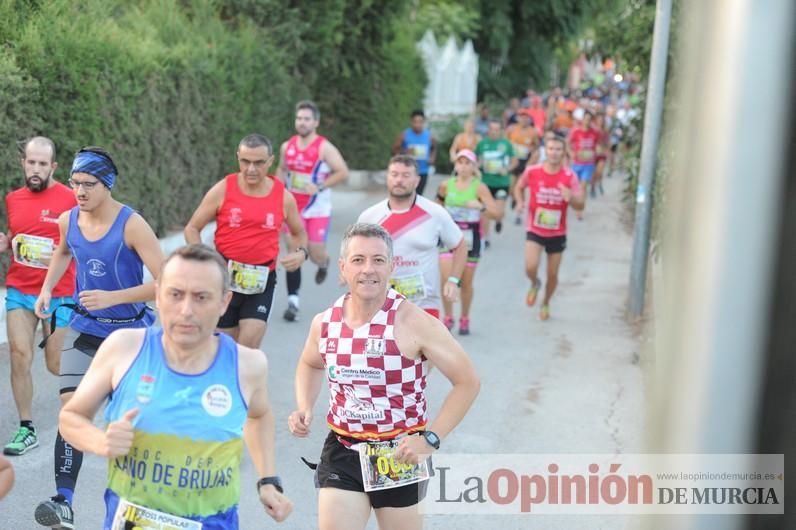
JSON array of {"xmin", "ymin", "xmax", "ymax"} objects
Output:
[
  {"xmin": 256, "ymin": 476, "xmax": 283, "ymax": 493},
  {"xmin": 422, "ymin": 430, "xmax": 441, "ymax": 450}
]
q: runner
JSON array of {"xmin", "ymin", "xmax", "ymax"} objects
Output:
[
  {"xmin": 513, "ymin": 134, "xmax": 585, "ymax": 321},
  {"xmin": 474, "ymin": 119, "xmax": 517, "ymax": 247},
  {"xmin": 591, "ymin": 111, "xmax": 610, "ymax": 196},
  {"xmin": 185, "ymin": 133, "xmax": 308, "ymax": 348},
  {"xmin": 358, "ymin": 155, "xmax": 466, "ymax": 319},
  {"xmin": 568, "ymin": 110, "xmax": 601, "ymax": 203},
  {"xmin": 59, "ymin": 244, "xmax": 293, "ymax": 528},
  {"xmin": 506, "ymin": 110, "xmax": 541, "ymax": 224},
  {"xmin": 502, "ymin": 97, "xmax": 521, "ymax": 128},
  {"xmin": 0, "ymin": 137, "xmax": 76, "ymax": 457},
  {"xmin": 448, "ymin": 118, "xmax": 481, "ymax": 162},
  {"xmin": 277, "ymin": 100, "xmax": 349, "ymax": 323},
  {"xmin": 474, "ymin": 103, "xmax": 490, "ymax": 136},
  {"xmin": 288, "ymin": 223, "xmax": 480, "ymax": 530},
  {"xmin": 391, "ymin": 110, "xmax": 436, "ymax": 196},
  {"xmin": 436, "ymin": 150, "xmax": 500, "ymax": 334},
  {"xmin": 527, "ymin": 95, "xmax": 548, "ymax": 137},
  {"xmin": 33, "ymin": 146, "xmax": 164, "ymax": 529}
]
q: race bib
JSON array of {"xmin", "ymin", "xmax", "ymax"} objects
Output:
[
  {"xmin": 533, "ymin": 207, "xmax": 562, "ymax": 230},
  {"xmin": 513, "ymin": 143, "xmax": 530, "ymax": 159},
  {"xmin": 407, "ymin": 143, "xmax": 429, "ymax": 160},
  {"xmin": 446, "ymin": 206, "xmax": 480, "ymax": 224},
  {"xmin": 484, "ymin": 158, "xmax": 503, "ymax": 174},
  {"xmin": 112, "ymin": 499, "xmax": 202, "ymax": 530},
  {"xmin": 12, "ymin": 234, "xmax": 53, "ymax": 269},
  {"xmin": 389, "ymin": 273, "xmax": 426, "ymax": 302},
  {"xmin": 228, "ymin": 260, "xmax": 269, "ymax": 295},
  {"xmin": 358, "ymin": 440, "xmax": 430, "ymax": 492},
  {"xmin": 578, "ymin": 149, "xmax": 595, "ymax": 162},
  {"xmin": 289, "ymin": 171, "xmax": 314, "ymax": 193}
]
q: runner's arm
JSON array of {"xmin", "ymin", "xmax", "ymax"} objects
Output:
[
  {"xmin": 184, "ymin": 180, "xmax": 224, "ymax": 245},
  {"xmin": 59, "ymin": 329, "xmax": 143, "ymax": 456},
  {"xmin": 401, "ymin": 305, "xmax": 480, "ymax": 440},
  {"xmin": 320, "ymin": 141, "xmax": 349, "ymax": 189},
  {"xmin": 441, "ymin": 214, "xmax": 467, "ymax": 282},
  {"xmin": 0, "ymin": 455, "xmax": 13, "ymax": 499},
  {"xmin": 39, "ymin": 212, "xmax": 73, "ymax": 294},
  {"xmin": 435, "ymin": 180, "xmax": 448, "ymax": 206},
  {"xmin": 275, "ymin": 142, "xmax": 289, "ymax": 184},
  {"xmin": 107, "ymin": 213, "xmax": 164, "ymax": 304},
  {"xmin": 391, "ymin": 131, "xmax": 406, "ymax": 155},
  {"xmin": 448, "ymin": 135, "xmax": 460, "ymax": 162},
  {"xmin": 477, "ymin": 183, "xmax": 501, "ymax": 219},
  {"xmin": 429, "ymin": 137, "xmax": 438, "ymax": 165},
  {"xmin": 289, "ymin": 314, "xmax": 326, "ymax": 437},
  {"xmin": 241, "ymin": 346, "xmax": 277, "ymax": 476},
  {"xmin": 279, "ymin": 192, "xmax": 308, "ymax": 272},
  {"xmin": 513, "ymin": 173, "xmax": 528, "ymax": 211}
]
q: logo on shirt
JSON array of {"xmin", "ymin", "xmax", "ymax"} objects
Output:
[
  {"xmin": 365, "ymin": 337, "xmax": 386, "ymax": 357},
  {"xmin": 339, "ymin": 386, "xmax": 385, "ymax": 421},
  {"xmin": 202, "ymin": 384, "xmax": 233, "ymax": 417},
  {"xmin": 87, "ymin": 258, "xmax": 107, "ymax": 277},
  {"xmin": 136, "ymin": 375, "xmax": 156, "ymax": 404},
  {"xmin": 173, "ymin": 386, "xmax": 192, "ymax": 403},
  {"xmin": 327, "ymin": 365, "xmax": 384, "ymax": 383},
  {"xmin": 326, "ymin": 338, "xmax": 338, "ymax": 353},
  {"xmin": 229, "ymin": 207, "xmax": 242, "ymax": 228},
  {"xmin": 262, "ymin": 212, "xmax": 275, "ymax": 229},
  {"xmin": 39, "ymin": 209, "xmax": 59, "ymax": 224}
]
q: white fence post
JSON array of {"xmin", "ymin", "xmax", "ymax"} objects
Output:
[{"xmin": 417, "ymin": 31, "xmax": 479, "ymax": 116}]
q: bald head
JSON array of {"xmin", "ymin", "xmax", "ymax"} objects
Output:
[{"xmin": 22, "ymin": 136, "xmax": 56, "ymax": 163}]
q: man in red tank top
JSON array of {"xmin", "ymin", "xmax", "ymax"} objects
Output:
[
  {"xmin": 0, "ymin": 137, "xmax": 77, "ymax": 457},
  {"xmin": 185, "ymin": 134, "xmax": 308, "ymax": 349},
  {"xmin": 513, "ymin": 134, "xmax": 585, "ymax": 321},
  {"xmin": 277, "ymin": 100, "xmax": 348, "ymax": 323},
  {"xmin": 288, "ymin": 223, "xmax": 480, "ymax": 529}
]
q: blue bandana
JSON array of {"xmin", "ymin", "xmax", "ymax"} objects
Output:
[{"xmin": 71, "ymin": 150, "xmax": 117, "ymax": 189}]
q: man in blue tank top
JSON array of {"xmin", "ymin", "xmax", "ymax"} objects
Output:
[
  {"xmin": 392, "ymin": 110, "xmax": 437, "ymax": 196},
  {"xmin": 32, "ymin": 146, "xmax": 164, "ymax": 530},
  {"xmin": 59, "ymin": 244, "xmax": 292, "ymax": 528}
]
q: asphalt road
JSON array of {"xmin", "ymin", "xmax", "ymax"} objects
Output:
[{"xmin": 0, "ymin": 171, "xmax": 643, "ymax": 529}]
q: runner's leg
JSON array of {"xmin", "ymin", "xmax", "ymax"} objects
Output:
[
  {"xmin": 374, "ymin": 505, "xmax": 423, "ymax": 530},
  {"xmin": 318, "ymin": 488, "xmax": 371, "ymax": 530}
]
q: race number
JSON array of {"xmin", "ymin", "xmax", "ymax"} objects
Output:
[
  {"xmin": 358, "ymin": 440, "xmax": 430, "ymax": 492},
  {"xmin": 12, "ymin": 234, "xmax": 53, "ymax": 269},
  {"xmin": 289, "ymin": 171, "xmax": 314, "ymax": 193},
  {"xmin": 112, "ymin": 499, "xmax": 202, "ymax": 530},
  {"xmin": 389, "ymin": 273, "xmax": 426, "ymax": 302},
  {"xmin": 228, "ymin": 260, "xmax": 269, "ymax": 295},
  {"xmin": 533, "ymin": 207, "xmax": 562, "ymax": 230}
]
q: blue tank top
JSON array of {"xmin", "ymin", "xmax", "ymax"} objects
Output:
[
  {"xmin": 66, "ymin": 205, "xmax": 154, "ymax": 337},
  {"xmin": 103, "ymin": 327, "xmax": 248, "ymax": 529},
  {"xmin": 402, "ymin": 127, "xmax": 432, "ymax": 175}
]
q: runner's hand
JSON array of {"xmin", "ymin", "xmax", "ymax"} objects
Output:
[
  {"xmin": 443, "ymin": 281, "xmax": 460, "ymax": 303},
  {"xmin": 466, "ymin": 200, "xmax": 482, "ymax": 209},
  {"xmin": 288, "ymin": 410, "xmax": 312, "ymax": 437},
  {"xmin": 303, "ymin": 183, "xmax": 319, "ymax": 195},
  {"xmin": 259, "ymin": 486, "xmax": 293, "ymax": 522},
  {"xmin": 34, "ymin": 291, "xmax": 53, "ymax": 319},
  {"xmin": 394, "ymin": 434, "xmax": 434, "ymax": 466},
  {"xmin": 558, "ymin": 183, "xmax": 572, "ymax": 202},
  {"xmin": 103, "ymin": 408, "xmax": 139, "ymax": 458},
  {"xmin": 280, "ymin": 251, "xmax": 305, "ymax": 272},
  {"xmin": 79, "ymin": 289, "xmax": 117, "ymax": 311},
  {"xmin": 514, "ymin": 202, "xmax": 524, "ymax": 216}
]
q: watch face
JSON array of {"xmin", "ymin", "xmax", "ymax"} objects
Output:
[{"xmin": 424, "ymin": 431, "xmax": 440, "ymax": 449}]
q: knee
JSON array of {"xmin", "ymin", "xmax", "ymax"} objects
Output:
[
  {"xmin": 45, "ymin": 358, "xmax": 60, "ymax": 377},
  {"xmin": 8, "ymin": 348, "xmax": 32, "ymax": 372}
]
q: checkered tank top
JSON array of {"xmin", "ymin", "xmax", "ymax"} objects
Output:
[{"xmin": 319, "ymin": 289, "xmax": 428, "ymax": 440}]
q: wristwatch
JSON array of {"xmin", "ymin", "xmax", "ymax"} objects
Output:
[
  {"xmin": 422, "ymin": 431, "xmax": 441, "ymax": 450},
  {"xmin": 296, "ymin": 246, "xmax": 309, "ymax": 260},
  {"xmin": 256, "ymin": 476, "xmax": 284, "ymax": 493}
]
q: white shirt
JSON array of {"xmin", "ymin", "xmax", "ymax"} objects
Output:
[{"xmin": 358, "ymin": 195, "xmax": 463, "ymax": 311}]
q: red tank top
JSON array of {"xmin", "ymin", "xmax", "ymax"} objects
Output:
[
  {"xmin": 214, "ymin": 174, "xmax": 284, "ymax": 268},
  {"xmin": 319, "ymin": 289, "xmax": 428, "ymax": 440},
  {"xmin": 284, "ymin": 135, "xmax": 327, "ymax": 212},
  {"xmin": 5, "ymin": 183, "xmax": 76, "ymax": 296}
]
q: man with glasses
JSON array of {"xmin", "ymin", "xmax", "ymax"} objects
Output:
[
  {"xmin": 32, "ymin": 146, "xmax": 164, "ymax": 529},
  {"xmin": 185, "ymin": 134, "xmax": 307, "ymax": 349},
  {"xmin": 0, "ymin": 137, "xmax": 76, "ymax": 458}
]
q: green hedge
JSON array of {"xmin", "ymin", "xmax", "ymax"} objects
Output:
[{"xmin": 0, "ymin": 0, "xmax": 424, "ymax": 235}]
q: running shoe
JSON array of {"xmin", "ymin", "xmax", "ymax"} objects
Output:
[
  {"xmin": 315, "ymin": 259, "xmax": 330, "ymax": 284},
  {"xmin": 539, "ymin": 304, "xmax": 550, "ymax": 321},
  {"xmin": 599, "ymin": 182, "xmax": 605, "ymax": 195},
  {"xmin": 514, "ymin": 215, "xmax": 522, "ymax": 226},
  {"xmin": 590, "ymin": 187, "xmax": 597, "ymax": 199},
  {"xmin": 34, "ymin": 495, "xmax": 74, "ymax": 529},
  {"xmin": 3, "ymin": 425, "xmax": 38, "ymax": 455},
  {"xmin": 443, "ymin": 315, "xmax": 454, "ymax": 331},
  {"xmin": 526, "ymin": 282, "xmax": 541, "ymax": 307},
  {"xmin": 495, "ymin": 221, "xmax": 503, "ymax": 233},
  {"xmin": 459, "ymin": 317, "xmax": 470, "ymax": 335},
  {"xmin": 484, "ymin": 240, "xmax": 491, "ymax": 250},
  {"xmin": 282, "ymin": 301, "xmax": 299, "ymax": 322}
]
